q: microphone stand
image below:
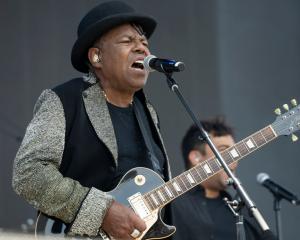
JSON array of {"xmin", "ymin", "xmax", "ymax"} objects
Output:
[
  {"xmin": 163, "ymin": 72, "xmax": 276, "ymax": 239},
  {"xmin": 274, "ymin": 197, "xmax": 283, "ymax": 240}
]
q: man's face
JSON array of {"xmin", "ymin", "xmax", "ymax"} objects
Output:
[
  {"xmin": 197, "ymin": 135, "xmax": 237, "ymax": 192},
  {"xmin": 95, "ymin": 23, "xmax": 150, "ymax": 93}
]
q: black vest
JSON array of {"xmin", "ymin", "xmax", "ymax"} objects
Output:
[{"xmin": 52, "ymin": 78, "xmax": 169, "ymax": 192}]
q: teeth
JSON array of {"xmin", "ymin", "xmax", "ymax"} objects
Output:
[
  {"xmin": 132, "ymin": 60, "xmax": 144, "ymax": 70},
  {"xmin": 135, "ymin": 60, "xmax": 143, "ymax": 64}
]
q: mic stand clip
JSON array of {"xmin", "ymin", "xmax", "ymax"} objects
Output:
[{"xmin": 224, "ymin": 197, "xmax": 246, "ymax": 240}]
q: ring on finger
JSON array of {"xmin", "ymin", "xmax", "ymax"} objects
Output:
[{"xmin": 130, "ymin": 228, "xmax": 141, "ymax": 238}]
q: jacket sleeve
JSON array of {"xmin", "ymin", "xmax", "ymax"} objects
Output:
[{"xmin": 12, "ymin": 89, "xmax": 114, "ymax": 237}]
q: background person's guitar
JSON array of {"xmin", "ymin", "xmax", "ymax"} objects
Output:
[{"xmin": 36, "ymin": 100, "xmax": 300, "ymax": 240}]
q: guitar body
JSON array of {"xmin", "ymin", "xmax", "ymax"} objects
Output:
[{"xmin": 36, "ymin": 167, "xmax": 176, "ymax": 239}]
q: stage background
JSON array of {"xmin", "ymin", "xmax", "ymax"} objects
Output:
[{"xmin": 1, "ymin": 0, "xmax": 300, "ymax": 238}]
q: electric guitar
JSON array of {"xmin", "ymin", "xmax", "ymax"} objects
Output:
[{"xmin": 36, "ymin": 100, "xmax": 300, "ymax": 239}]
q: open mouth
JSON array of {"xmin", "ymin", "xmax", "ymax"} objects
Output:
[{"xmin": 131, "ymin": 60, "xmax": 144, "ymax": 70}]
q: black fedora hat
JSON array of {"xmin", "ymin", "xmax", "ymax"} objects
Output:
[{"xmin": 71, "ymin": 1, "xmax": 157, "ymax": 73}]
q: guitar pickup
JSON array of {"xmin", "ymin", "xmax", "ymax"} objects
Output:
[{"xmin": 128, "ymin": 193, "xmax": 151, "ymax": 219}]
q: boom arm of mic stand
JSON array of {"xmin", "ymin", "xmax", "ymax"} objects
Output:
[{"xmin": 164, "ymin": 73, "xmax": 270, "ymax": 232}]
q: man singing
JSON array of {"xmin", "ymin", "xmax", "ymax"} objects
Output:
[{"xmin": 12, "ymin": 1, "xmax": 171, "ymax": 239}]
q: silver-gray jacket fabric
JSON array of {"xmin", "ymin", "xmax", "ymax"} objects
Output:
[{"xmin": 12, "ymin": 75, "xmax": 171, "ymax": 237}]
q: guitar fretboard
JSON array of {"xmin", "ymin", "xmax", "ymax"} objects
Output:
[{"xmin": 143, "ymin": 125, "xmax": 277, "ymax": 211}]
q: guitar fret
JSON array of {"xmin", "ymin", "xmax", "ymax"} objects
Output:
[
  {"xmin": 243, "ymin": 137, "xmax": 257, "ymax": 151},
  {"xmin": 147, "ymin": 193, "xmax": 156, "ymax": 209},
  {"xmin": 253, "ymin": 132, "xmax": 266, "ymax": 146},
  {"xmin": 215, "ymin": 158, "xmax": 222, "ymax": 167},
  {"xmin": 259, "ymin": 130, "xmax": 268, "ymax": 143},
  {"xmin": 172, "ymin": 180, "xmax": 182, "ymax": 193},
  {"xmin": 177, "ymin": 175, "xmax": 188, "ymax": 191},
  {"xmin": 250, "ymin": 136, "xmax": 259, "ymax": 147},
  {"xmin": 228, "ymin": 147, "xmax": 240, "ymax": 159},
  {"xmin": 202, "ymin": 161, "xmax": 213, "ymax": 175},
  {"xmin": 164, "ymin": 185, "xmax": 174, "ymax": 198},
  {"xmin": 157, "ymin": 190, "xmax": 166, "ymax": 202},
  {"xmin": 214, "ymin": 158, "xmax": 222, "ymax": 170},
  {"xmin": 186, "ymin": 172, "xmax": 196, "ymax": 184},
  {"xmin": 153, "ymin": 191, "xmax": 164, "ymax": 205},
  {"xmin": 144, "ymin": 195, "xmax": 155, "ymax": 210},
  {"xmin": 167, "ymin": 182, "xmax": 178, "ymax": 197},
  {"xmin": 182, "ymin": 172, "xmax": 196, "ymax": 188},
  {"xmin": 193, "ymin": 166, "xmax": 204, "ymax": 182},
  {"xmin": 148, "ymin": 191, "xmax": 160, "ymax": 206},
  {"xmin": 150, "ymin": 193, "xmax": 159, "ymax": 206},
  {"xmin": 222, "ymin": 151, "xmax": 234, "ymax": 165},
  {"xmin": 181, "ymin": 174, "xmax": 193, "ymax": 188},
  {"xmin": 196, "ymin": 164, "xmax": 208, "ymax": 179},
  {"xmin": 234, "ymin": 145, "xmax": 242, "ymax": 157},
  {"xmin": 190, "ymin": 167, "xmax": 202, "ymax": 183},
  {"xmin": 262, "ymin": 126, "xmax": 276, "ymax": 141},
  {"xmin": 159, "ymin": 187, "xmax": 170, "ymax": 202},
  {"xmin": 208, "ymin": 159, "xmax": 220, "ymax": 172},
  {"xmin": 236, "ymin": 142, "xmax": 249, "ymax": 156},
  {"xmin": 149, "ymin": 196, "xmax": 157, "ymax": 210}
]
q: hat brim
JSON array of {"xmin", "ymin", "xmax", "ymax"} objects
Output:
[{"xmin": 71, "ymin": 13, "xmax": 156, "ymax": 73}]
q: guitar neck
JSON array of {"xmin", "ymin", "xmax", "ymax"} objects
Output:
[{"xmin": 143, "ymin": 125, "xmax": 277, "ymax": 210}]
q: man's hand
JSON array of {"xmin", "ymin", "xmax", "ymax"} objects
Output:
[{"xmin": 102, "ymin": 201, "xmax": 147, "ymax": 239}]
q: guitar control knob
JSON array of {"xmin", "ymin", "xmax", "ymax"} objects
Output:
[
  {"xmin": 291, "ymin": 134, "xmax": 298, "ymax": 142},
  {"xmin": 274, "ymin": 108, "xmax": 281, "ymax": 115},
  {"xmin": 283, "ymin": 104, "xmax": 289, "ymax": 111},
  {"xmin": 135, "ymin": 175, "xmax": 146, "ymax": 186},
  {"xmin": 291, "ymin": 99, "xmax": 297, "ymax": 107}
]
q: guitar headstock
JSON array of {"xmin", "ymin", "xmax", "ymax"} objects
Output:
[{"xmin": 271, "ymin": 99, "xmax": 300, "ymax": 140}]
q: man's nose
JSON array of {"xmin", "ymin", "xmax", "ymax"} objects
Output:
[{"xmin": 134, "ymin": 41, "xmax": 150, "ymax": 55}]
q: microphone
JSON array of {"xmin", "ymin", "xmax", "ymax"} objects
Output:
[
  {"xmin": 257, "ymin": 173, "xmax": 299, "ymax": 205},
  {"xmin": 143, "ymin": 55, "xmax": 185, "ymax": 73}
]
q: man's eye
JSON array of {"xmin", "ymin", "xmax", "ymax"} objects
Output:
[{"xmin": 119, "ymin": 38, "xmax": 132, "ymax": 43}]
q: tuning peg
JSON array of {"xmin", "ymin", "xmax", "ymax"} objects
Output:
[
  {"xmin": 283, "ymin": 104, "xmax": 289, "ymax": 111},
  {"xmin": 291, "ymin": 99, "xmax": 297, "ymax": 107},
  {"xmin": 274, "ymin": 108, "xmax": 281, "ymax": 115},
  {"xmin": 291, "ymin": 134, "xmax": 298, "ymax": 142}
]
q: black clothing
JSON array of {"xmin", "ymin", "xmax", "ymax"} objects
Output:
[
  {"xmin": 53, "ymin": 78, "xmax": 119, "ymax": 191},
  {"xmin": 107, "ymin": 101, "xmax": 165, "ymax": 187},
  {"xmin": 53, "ymin": 78, "xmax": 169, "ymax": 192},
  {"xmin": 171, "ymin": 186, "xmax": 262, "ymax": 240}
]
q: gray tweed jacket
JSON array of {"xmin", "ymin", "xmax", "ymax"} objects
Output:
[{"xmin": 12, "ymin": 75, "xmax": 171, "ymax": 237}]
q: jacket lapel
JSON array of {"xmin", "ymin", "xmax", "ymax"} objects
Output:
[
  {"xmin": 82, "ymin": 83, "xmax": 118, "ymax": 166},
  {"xmin": 146, "ymin": 102, "xmax": 172, "ymax": 179}
]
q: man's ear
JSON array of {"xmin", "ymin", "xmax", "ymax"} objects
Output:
[
  {"xmin": 88, "ymin": 47, "xmax": 102, "ymax": 68},
  {"xmin": 188, "ymin": 150, "xmax": 203, "ymax": 167}
]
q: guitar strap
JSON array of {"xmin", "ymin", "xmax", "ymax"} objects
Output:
[{"xmin": 133, "ymin": 97, "xmax": 162, "ymax": 175}]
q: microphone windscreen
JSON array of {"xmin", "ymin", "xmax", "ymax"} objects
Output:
[
  {"xmin": 257, "ymin": 172, "xmax": 270, "ymax": 184},
  {"xmin": 143, "ymin": 55, "xmax": 156, "ymax": 72}
]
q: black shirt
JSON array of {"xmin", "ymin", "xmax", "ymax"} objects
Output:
[
  {"xmin": 171, "ymin": 186, "xmax": 262, "ymax": 240},
  {"xmin": 107, "ymin": 101, "xmax": 165, "ymax": 188}
]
